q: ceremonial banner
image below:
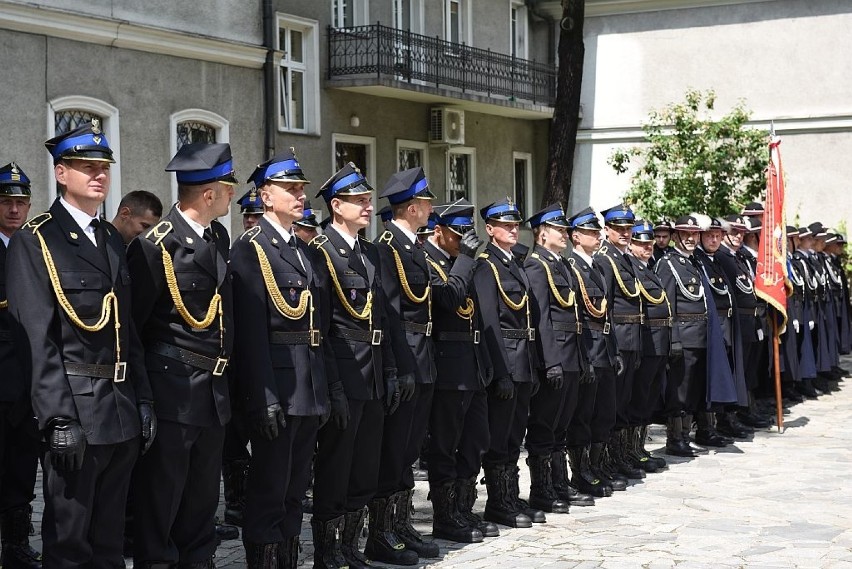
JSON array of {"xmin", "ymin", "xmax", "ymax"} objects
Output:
[{"xmin": 755, "ymin": 136, "xmax": 788, "ymax": 329}]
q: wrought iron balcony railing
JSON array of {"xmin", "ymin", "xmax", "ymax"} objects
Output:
[{"xmin": 327, "ymin": 24, "xmax": 557, "ymax": 107}]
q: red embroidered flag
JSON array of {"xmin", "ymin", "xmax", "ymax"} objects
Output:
[{"xmin": 755, "ymin": 136, "xmax": 788, "ymax": 330}]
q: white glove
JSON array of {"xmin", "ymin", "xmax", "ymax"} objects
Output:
[
  {"xmin": 793, "ymin": 320, "xmax": 800, "ymax": 334},
  {"xmin": 809, "ymin": 320, "xmax": 815, "ymax": 331},
  {"xmin": 757, "ymin": 329, "xmax": 764, "ymax": 342}
]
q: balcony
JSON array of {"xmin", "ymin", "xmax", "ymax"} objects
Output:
[{"xmin": 326, "ymin": 24, "xmax": 556, "ymax": 119}]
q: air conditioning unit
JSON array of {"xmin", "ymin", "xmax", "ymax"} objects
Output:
[{"xmin": 429, "ymin": 107, "xmax": 465, "ymax": 145}]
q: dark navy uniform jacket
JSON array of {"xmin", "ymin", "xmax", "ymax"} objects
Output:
[
  {"xmin": 311, "ymin": 225, "xmax": 396, "ymax": 401},
  {"xmin": 127, "ymin": 205, "xmax": 233, "ymax": 428},
  {"xmin": 694, "ymin": 247, "xmax": 734, "ymax": 347},
  {"xmin": 473, "ymin": 242, "xmax": 534, "ymax": 383},
  {"xmin": 0, "ymin": 239, "xmax": 28, "ymax": 408},
  {"xmin": 524, "ymin": 244, "xmax": 582, "ymax": 374},
  {"xmin": 7, "ymin": 199, "xmax": 150, "ymax": 444},
  {"xmin": 568, "ymin": 250, "xmax": 618, "ymax": 369},
  {"xmin": 595, "ymin": 243, "xmax": 642, "ymax": 352},
  {"xmin": 424, "ymin": 240, "xmax": 491, "ymax": 390},
  {"xmin": 716, "ymin": 245, "xmax": 759, "ymax": 343},
  {"xmin": 631, "ymin": 256, "xmax": 671, "ymax": 358},
  {"xmin": 229, "ymin": 217, "xmax": 331, "ymax": 417},
  {"xmin": 654, "ymin": 250, "xmax": 707, "ymax": 349}
]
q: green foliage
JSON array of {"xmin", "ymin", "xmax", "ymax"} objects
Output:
[{"xmin": 608, "ymin": 89, "xmax": 768, "ymax": 222}]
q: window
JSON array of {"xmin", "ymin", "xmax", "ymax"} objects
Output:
[
  {"xmin": 445, "ymin": 0, "xmax": 470, "ymax": 45},
  {"xmin": 176, "ymin": 121, "xmax": 217, "ymax": 149},
  {"xmin": 169, "ymin": 109, "xmax": 229, "ymax": 207},
  {"xmin": 278, "ymin": 15, "xmax": 320, "ymax": 134},
  {"xmin": 332, "ymin": 133, "xmax": 377, "ymax": 237},
  {"xmin": 48, "ymin": 96, "xmax": 122, "ymax": 218},
  {"xmin": 510, "ymin": 1, "xmax": 528, "ymax": 59},
  {"xmin": 396, "ymin": 140, "xmax": 428, "ymax": 175},
  {"xmin": 393, "ymin": 0, "xmax": 424, "ymax": 33},
  {"xmin": 446, "ymin": 147, "xmax": 476, "ymax": 203},
  {"xmin": 332, "ymin": 0, "xmax": 368, "ymax": 29},
  {"xmin": 513, "ymin": 152, "xmax": 534, "ymax": 219}
]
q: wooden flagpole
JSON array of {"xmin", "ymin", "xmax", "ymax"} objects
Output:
[{"xmin": 772, "ymin": 315, "xmax": 783, "ymax": 432}]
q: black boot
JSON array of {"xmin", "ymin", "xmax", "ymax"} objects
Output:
[
  {"xmin": 311, "ymin": 516, "xmax": 349, "ymax": 569},
  {"xmin": 341, "ymin": 508, "xmax": 371, "ymax": 568},
  {"xmin": 244, "ymin": 541, "xmax": 282, "ymax": 569},
  {"xmin": 696, "ymin": 413, "xmax": 732, "ymax": 447},
  {"xmin": 637, "ymin": 426, "xmax": 667, "ymax": 470},
  {"xmin": 364, "ymin": 496, "xmax": 418, "ymax": 565},
  {"xmin": 223, "ymin": 458, "xmax": 249, "ymax": 526},
  {"xmin": 507, "ymin": 465, "xmax": 546, "ymax": 523},
  {"xmin": 281, "ymin": 536, "xmax": 299, "ymax": 569},
  {"xmin": 430, "ymin": 481, "xmax": 483, "ymax": 543},
  {"xmin": 567, "ymin": 446, "xmax": 611, "ymax": 498},
  {"xmin": 796, "ymin": 380, "xmax": 819, "ymax": 398},
  {"xmin": 590, "ymin": 443, "xmax": 626, "ymax": 491},
  {"xmin": 455, "ymin": 477, "xmax": 499, "ymax": 537},
  {"xmin": 526, "ymin": 454, "xmax": 570, "ymax": 514},
  {"xmin": 551, "ymin": 450, "xmax": 595, "ymax": 506},
  {"xmin": 714, "ymin": 411, "xmax": 749, "ymax": 440},
  {"xmin": 0, "ymin": 506, "xmax": 42, "ymax": 569},
  {"xmin": 483, "ymin": 465, "xmax": 532, "ymax": 528},
  {"xmin": 665, "ymin": 416, "xmax": 696, "ymax": 457},
  {"xmin": 681, "ymin": 413, "xmax": 708, "ymax": 454},
  {"xmin": 393, "ymin": 489, "xmax": 440, "ymax": 558},
  {"xmin": 610, "ymin": 430, "xmax": 645, "ymax": 479}
]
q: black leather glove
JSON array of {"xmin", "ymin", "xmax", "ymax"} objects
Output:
[
  {"xmin": 398, "ymin": 372, "xmax": 416, "ymax": 402},
  {"xmin": 492, "ymin": 375, "xmax": 515, "ymax": 400},
  {"xmin": 615, "ymin": 354, "xmax": 625, "ymax": 376},
  {"xmin": 544, "ymin": 365, "xmax": 564, "ymax": 390},
  {"xmin": 253, "ymin": 403, "xmax": 287, "ymax": 441},
  {"xmin": 49, "ymin": 418, "xmax": 87, "ymax": 471},
  {"xmin": 328, "ymin": 382, "xmax": 350, "ymax": 431},
  {"xmin": 458, "ymin": 229, "xmax": 485, "ymax": 258},
  {"xmin": 670, "ymin": 341, "xmax": 684, "ymax": 361},
  {"xmin": 138, "ymin": 403, "xmax": 157, "ymax": 454},
  {"xmin": 384, "ymin": 372, "xmax": 401, "ymax": 415},
  {"xmin": 580, "ymin": 365, "xmax": 596, "ymax": 384}
]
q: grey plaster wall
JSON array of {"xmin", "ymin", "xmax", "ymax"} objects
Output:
[{"xmin": 8, "ymin": 0, "xmax": 263, "ymax": 44}]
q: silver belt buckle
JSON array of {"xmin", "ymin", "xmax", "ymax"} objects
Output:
[
  {"xmin": 425, "ymin": 322, "xmax": 433, "ymax": 337},
  {"xmin": 310, "ymin": 329, "xmax": 321, "ymax": 347},
  {"xmin": 114, "ymin": 362, "xmax": 127, "ymax": 383},
  {"xmin": 576, "ymin": 322, "xmax": 582, "ymax": 334},
  {"xmin": 727, "ymin": 308, "xmax": 733, "ymax": 318},
  {"xmin": 213, "ymin": 357, "xmax": 228, "ymax": 376},
  {"xmin": 473, "ymin": 330, "xmax": 481, "ymax": 345},
  {"xmin": 603, "ymin": 322, "xmax": 611, "ymax": 335},
  {"xmin": 371, "ymin": 329, "xmax": 383, "ymax": 345},
  {"xmin": 528, "ymin": 328, "xmax": 536, "ymax": 341}
]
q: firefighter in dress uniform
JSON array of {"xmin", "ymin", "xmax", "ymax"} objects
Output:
[{"xmin": 8, "ymin": 123, "xmax": 155, "ymax": 568}]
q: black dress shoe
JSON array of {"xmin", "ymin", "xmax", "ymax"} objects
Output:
[
  {"xmin": 796, "ymin": 381, "xmax": 819, "ymax": 398},
  {"xmin": 736, "ymin": 411, "xmax": 770, "ymax": 429},
  {"xmin": 216, "ymin": 522, "xmax": 239, "ymax": 541},
  {"xmin": 695, "ymin": 430, "xmax": 730, "ymax": 447}
]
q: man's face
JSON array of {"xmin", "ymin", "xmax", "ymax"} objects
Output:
[
  {"xmin": 813, "ymin": 238, "xmax": 825, "ymax": 252},
  {"xmin": 114, "ymin": 207, "xmax": 160, "ymax": 243},
  {"xmin": 701, "ymin": 229, "xmax": 723, "ymax": 253},
  {"xmin": 333, "ymin": 194, "xmax": 373, "ymax": 229},
  {"xmin": 242, "ymin": 213, "xmax": 262, "ymax": 231},
  {"xmin": 486, "ymin": 220, "xmax": 519, "ymax": 249},
  {"xmin": 208, "ymin": 182, "xmax": 235, "ymax": 219},
  {"xmin": 654, "ymin": 230, "xmax": 670, "ymax": 249},
  {"xmin": 675, "ymin": 230, "xmax": 699, "ymax": 253},
  {"xmin": 433, "ymin": 225, "xmax": 462, "ymax": 257},
  {"xmin": 726, "ymin": 228, "xmax": 744, "ymax": 249},
  {"xmin": 56, "ymin": 160, "xmax": 111, "ymax": 206},
  {"xmin": 606, "ymin": 224, "xmax": 631, "ymax": 248},
  {"xmin": 542, "ymin": 224, "xmax": 568, "ymax": 252},
  {"xmin": 572, "ymin": 227, "xmax": 602, "ymax": 253},
  {"xmin": 0, "ymin": 196, "xmax": 31, "ymax": 237},
  {"xmin": 294, "ymin": 224, "xmax": 318, "ymax": 243},
  {"xmin": 407, "ymin": 199, "xmax": 433, "ymax": 228},
  {"xmin": 262, "ymin": 181, "xmax": 305, "ymax": 225},
  {"xmin": 799, "ymin": 235, "xmax": 814, "ymax": 250},
  {"xmin": 630, "ymin": 240, "xmax": 653, "ymax": 262}
]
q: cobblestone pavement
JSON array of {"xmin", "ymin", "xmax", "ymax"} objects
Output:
[{"xmin": 26, "ymin": 356, "xmax": 852, "ymax": 568}]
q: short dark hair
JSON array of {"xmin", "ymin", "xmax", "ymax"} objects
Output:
[{"xmin": 118, "ymin": 190, "xmax": 163, "ymax": 218}]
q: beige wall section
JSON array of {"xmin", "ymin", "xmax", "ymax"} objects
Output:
[{"xmin": 575, "ymin": 0, "xmax": 852, "ymax": 229}]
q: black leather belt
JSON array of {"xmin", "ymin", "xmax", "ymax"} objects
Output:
[
  {"xmin": 270, "ymin": 330, "xmax": 321, "ymax": 346},
  {"xmin": 717, "ymin": 308, "xmax": 733, "ymax": 318},
  {"xmin": 64, "ymin": 361, "xmax": 127, "ymax": 382},
  {"xmin": 612, "ymin": 314, "xmax": 643, "ymax": 324},
  {"xmin": 148, "ymin": 341, "xmax": 228, "ymax": 376},
  {"xmin": 737, "ymin": 307, "xmax": 757, "ymax": 316},
  {"xmin": 552, "ymin": 321, "xmax": 582, "ymax": 333},
  {"xmin": 585, "ymin": 320, "xmax": 611, "ymax": 334},
  {"xmin": 435, "ymin": 330, "xmax": 480, "ymax": 344},
  {"xmin": 646, "ymin": 317, "xmax": 672, "ymax": 327},
  {"xmin": 401, "ymin": 320, "xmax": 432, "ymax": 336},
  {"xmin": 331, "ymin": 327, "xmax": 383, "ymax": 345},
  {"xmin": 675, "ymin": 313, "xmax": 707, "ymax": 322},
  {"xmin": 502, "ymin": 328, "xmax": 535, "ymax": 340},
  {"xmin": 0, "ymin": 330, "xmax": 12, "ymax": 342}
]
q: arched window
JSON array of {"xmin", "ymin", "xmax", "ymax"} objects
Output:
[
  {"xmin": 47, "ymin": 96, "xmax": 122, "ymax": 218},
  {"xmin": 169, "ymin": 109, "xmax": 229, "ymax": 205}
]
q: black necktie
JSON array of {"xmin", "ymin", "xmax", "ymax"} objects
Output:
[
  {"xmin": 203, "ymin": 228, "xmax": 214, "ymax": 243},
  {"xmin": 288, "ymin": 235, "xmax": 305, "ymax": 270},
  {"xmin": 90, "ymin": 219, "xmax": 110, "ymax": 265}
]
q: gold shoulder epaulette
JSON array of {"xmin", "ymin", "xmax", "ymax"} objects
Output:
[
  {"xmin": 478, "ymin": 252, "xmax": 490, "ymax": 259},
  {"xmin": 597, "ymin": 244, "xmax": 608, "ymax": 255},
  {"xmin": 145, "ymin": 221, "xmax": 173, "ymax": 246},
  {"xmin": 310, "ymin": 234, "xmax": 329, "ymax": 248},
  {"xmin": 241, "ymin": 226, "xmax": 262, "ymax": 241},
  {"xmin": 567, "ymin": 257, "xmax": 576, "ymax": 266},
  {"xmin": 24, "ymin": 212, "xmax": 52, "ymax": 233},
  {"xmin": 531, "ymin": 252, "xmax": 541, "ymax": 259},
  {"xmin": 378, "ymin": 231, "xmax": 393, "ymax": 245}
]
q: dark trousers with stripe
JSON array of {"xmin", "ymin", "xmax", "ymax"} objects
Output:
[
  {"xmin": 376, "ymin": 383, "xmax": 434, "ymax": 497},
  {"xmin": 426, "ymin": 389, "xmax": 489, "ymax": 484}
]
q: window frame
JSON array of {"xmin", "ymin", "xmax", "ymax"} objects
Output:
[
  {"xmin": 444, "ymin": 0, "xmax": 471, "ymax": 45},
  {"xmin": 277, "ymin": 13, "xmax": 321, "ymax": 135},
  {"xmin": 395, "ymin": 139, "xmax": 429, "ymax": 177},
  {"xmin": 510, "ymin": 0, "xmax": 529, "ymax": 59},
  {"xmin": 445, "ymin": 146, "xmax": 476, "ymax": 205},
  {"xmin": 169, "ymin": 109, "xmax": 230, "ymax": 206},
  {"xmin": 331, "ymin": 0, "xmax": 369, "ymax": 29},
  {"xmin": 513, "ymin": 151, "xmax": 534, "ymax": 220},
  {"xmin": 331, "ymin": 133, "xmax": 378, "ymax": 238},
  {"xmin": 47, "ymin": 96, "xmax": 122, "ymax": 218}
]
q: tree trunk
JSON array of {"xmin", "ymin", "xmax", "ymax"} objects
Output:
[{"xmin": 543, "ymin": 0, "xmax": 586, "ymax": 208}]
